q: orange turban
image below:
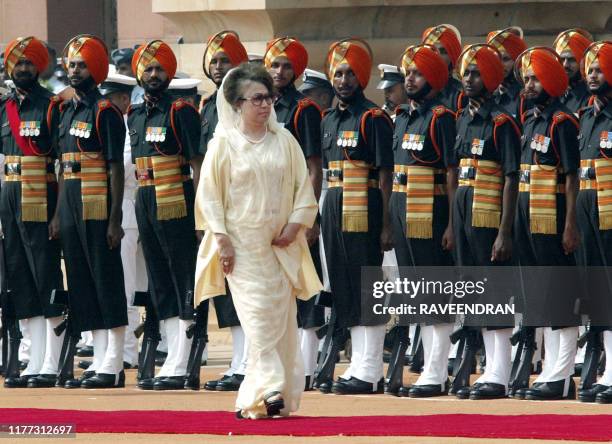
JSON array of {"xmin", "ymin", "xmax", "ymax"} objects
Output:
[
  {"xmin": 202, "ymin": 30, "xmax": 248, "ymax": 78},
  {"xmin": 62, "ymin": 35, "xmax": 109, "ymax": 85},
  {"xmin": 487, "ymin": 27, "xmax": 527, "ymax": 61},
  {"xmin": 264, "ymin": 37, "xmax": 308, "ymax": 79},
  {"xmin": 132, "ymin": 40, "xmax": 177, "ymax": 82},
  {"xmin": 400, "ymin": 44, "xmax": 448, "ymax": 91},
  {"xmin": 422, "ymin": 24, "xmax": 462, "ymax": 67},
  {"xmin": 516, "ymin": 47, "xmax": 568, "ymax": 97},
  {"xmin": 554, "ymin": 29, "xmax": 593, "ymax": 62},
  {"xmin": 457, "ymin": 44, "xmax": 504, "ymax": 93},
  {"xmin": 4, "ymin": 36, "xmax": 49, "ymax": 77},
  {"xmin": 582, "ymin": 41, "xmax": 612, "ymax": 84},
  {"xmin": 326, "ymin": 38, "xmax": 372, "ymax": 89}
]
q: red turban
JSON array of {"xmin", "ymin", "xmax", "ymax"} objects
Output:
[
  {"xmin": 487, "ymin": 27, "xmax": 527, "ymax": 61},
  {"xmin": 202, "ymin": 30, "xmax": 248, "ymax": 78},
  {"xmin": 422, "ymin": 24, "xmax": 462, "ymax": 67},
  {"xmin": 517, "ymin": 47, "xmax": 568, "ymax": 97},
  {"xmin": 326, "ymin": 38, "xmax": 372, "ymax": 89},
  {"xmin": 457, "ymin": 44, "xmax": 504, "ymax": 93},
  {"xmin": 132, "ymin": 40, "xmax": 177, "ymax": 82},
  {"xmin": 63, "ymin": 35, "xmax": 109, "ymax": 85},
  {"xmin": 264, "ymin": 37, "xmax": 308, "ymax": 79},
  {"xmin": 4, "ymin": 36, "xmax": 49, "ymax": 77},
  {"xmin": 582, "ymin": 41, "xmax": 612, "ymax": 85},
  {"xmin": 554, "ymin": 29, "xmax": 593, "ymax": 62},
  {"xmin": 400, "ymin": 44, "xmax": 448, "ymax": 91}
]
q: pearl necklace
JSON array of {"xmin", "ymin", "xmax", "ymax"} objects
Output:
[{"xmin": 238, "ymin": 126, "xmax": 268, "ymax": 144}]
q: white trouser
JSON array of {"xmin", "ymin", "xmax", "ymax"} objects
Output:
[
  {"xmin": 535, "ymin": 327, "xmax": 560, "ymax": 383},
  {"xmin": 21, "ymin": 316, "xmax": 45, "ymax": 376},
  {"xmin": 539, "ymin": 327, "xmax": 578, "ymax": 383},
  {"xmin": 475, "ymin": 328, "xmax": 512, "ymax": 388},
  {"xmin": 224, "ymin": 325, "xmax": 248, "ymax": 376},
  {"xmin": 18, "ymin": 318, "xmax": 31, "ymax": 363},
  {"xmin": 299, "ymin": 327, "xmax": 319, "ymax": 377},
  {"xmin": 341, "ymin": 325, "xmax": 385, "ymax": 384},
  {"xmin": 157, "ymin": 317, "xmax": 192, "ymax": 377},
  {"xmin": 88, "ymin": 327, "xmax": 126, "ymax": 375},
  {"xmin": 597, "ymin": 330, "xmax": 612, "ymax": 386},
  {"xmin": 575, "ymin": 325, "xmax": 587, "ymax": 365},
  {"xmin": 157, "ymin": 321, "xmax": 168, "ymax": 353},
  {"xmin": 39, "ymin": 316, "xmax": 64, "ymax": 375},
  {"xmin": 120, "ymin": 228, "xmax": 146, "ymax": 366},
  {"xmin": 415, "ymin": 323, "xmax": 453, "ymax": 388}
]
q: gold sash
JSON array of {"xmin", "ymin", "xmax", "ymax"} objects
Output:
[
  {"xmin": 5, "ymin": 155, "xmax": 55, "ymax": 222},
  {"xmin": 459, "ymin": 158, "xmax": 503, "ymax": 228},
  {"xmin": 136, "ymin": 155, "xmax": 188, "ymax": 221},
  {"xmin": 529, "ymin": 164, "xmax": 559, "ymax": 235},
  {"xmin": 581, "ymin": 158, "xmax": 612, "ymax": 230}
]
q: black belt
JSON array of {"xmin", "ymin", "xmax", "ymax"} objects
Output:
[
  {"xmin": 393, "ymin": 171, "xmax": 446, "ymax": 186},
  {"xmin": 62, "ymin": 161, "xmax": 81, "ymax": 174},
  {"xmin": 135, "ymin": 164, "xmax": 191, "ymax": 180},
  {"xmin": 5, "ymin": 162, "xmax": 54, "ymax": 176},
  {"xmin": 579, "ymin": 167, "xmax": 596, "ymax": 181},
  {"xmin": 325, "ymin": 168, "xmax": 379, "ymax": 182}
]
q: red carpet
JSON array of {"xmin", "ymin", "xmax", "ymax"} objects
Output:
[{"xmin": 2, "ymin": 409, "xmax": 612, "ymax": 441}]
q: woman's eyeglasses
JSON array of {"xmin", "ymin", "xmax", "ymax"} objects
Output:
[{"xmin": 239, "ymin": 93, "xmax": 275, "ymax": 107}]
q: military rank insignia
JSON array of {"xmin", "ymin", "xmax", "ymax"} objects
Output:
[
  {"xmin": 69, "ymin": 121, "xmax": 92, "ymax": 138},
  {"xmin": 600, "ymin": 131, "xmax": 612, "ymax": 150},
  {"xmin": 530, "ymin": 133, "xmax": 550, "ymax": 153},
  {"xmin": 146, "ymin": 127, "xmax": 167, "ymax": 143},
  {"xmin": 471, "ymin": 138, "xmax": 485, "ymax": 155},
  {"xmin": 19, "ymin": 121, "xmax": 40, "ymax": 137},
  {"xmin": 402, "ymin": 133, "xmax": 424, "ymax": 151},
  {"xmin": 336, "ymin": 130, "xmax": 358, "ymax": 148}
]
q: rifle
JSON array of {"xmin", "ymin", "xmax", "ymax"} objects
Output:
[
  {"xmin": 449, "ymin": 326, "xmax": 480, "ymax": 394},
  {"xmin": 51, "ymin": 289, "xmax": 80, "ymax": 387},
  {"xmin": 508, "ymin": 326, "xmax": 536, "ymax": 395},
  {"xmin": 184, "ymin": 296, "xmax": 209, "ymax": 390},
  {"xmin": 579, "ymin": 325, "xmax": 604, "ymax": 390},
  {"xmin": 133, "ymin": 291, "xmax": 160, "ymax": 381},
  {"xmin": 384, "ymin": 325, "xmax": 410, "ymax": 395},
  {"xmin": 0, "ymin": 234, "xmax": 22, "ymax": 380},
  {"xmin": 408, "ymin": 325, "xmax": 423, "ymax": 373},
  {"xmin": 313, "ymin": 306, "xmax": 348, "ymax": 392}
]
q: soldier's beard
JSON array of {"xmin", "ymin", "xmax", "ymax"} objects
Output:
[
  {"xmin": 143, "ymin": 78, "xmax": 170, "ymax": 96},
  {"xmin": 12, "ymin": 73, "xmax": 37, "ymax": 90},
  {"xmin": 533, "ymin": 89, "xmax": 551, "ymax": 105},
  {"xmin": 591, "ymin": 82, "xmax": 611, "ymax": 97},
  {"xmin": 72, "ymin": 76, "xmax": 97, "ymax": 93},
  {"xmin": 406, "ymin": 82, "xmax": 432, "ymax": 102}
]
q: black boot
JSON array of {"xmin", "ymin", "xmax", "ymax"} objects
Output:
[
  {"xmin": 81, "ymin": 371, "xmax": 125, "ymax": 389},
  {"xmin": 469, "ymin": 382, "xmax": 507, "ymax": 400},
  {"xmin": 64, "ymin": 370, "xmax": 95, "ymax": 389},
  {"xmin": 331, "ymin": 377, "xmax": 384, "ymax": 395},
  {"xmin": 215, "ymin": 373, "xmax": 244, "ymax": 391},
  {"xmin": 525, "ymin": 378, "xmax": 576, "ymax": 400},
  {"xmin": 454, "ymin": 382, "xmax": 482, "ymax": 399},
  {"xmin": 76, "ymin": 345, "xmax": 94, "ymax": 357},
  {"xmin": 595, "ymin": 386, "xmax": 612, "ymax": 404},
  {"xmin": 579, "ymin": 384, "xmax": 609, "ymax": 403},
  {"xmin": 27, "ymin": 374, "xmax": 57, "ymax": 388},
  {"xmin": 138, "ymin": 376, "xmax": 164, "ymax": 390},
  {"xmin": 318, "ymin": 379, "xmax": 333, "ymax": 394},
  {"xmin": 406, "ymin": 380, "xmax": 449, "ymax": 398},
  {"xmin": 4, "ymin": 374, "xmax": 34, "ymax": 388},
  {"xmin": 153, "ymin": 376, "xmax": 186, "ymax": 390},
  {"xmin": 203, "ymin": 374, "xmax": 230, "ymax": 391}
]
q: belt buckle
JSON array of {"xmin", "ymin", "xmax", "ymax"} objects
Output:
[
  {"xmin": 136, "ymin": 168, "xmax": 153, "ymax": 181},
  {"xmin": 5, "ymin": 163, "xmax": 20, "ymax": 176},
  {"xmin": 579, "ymin": 167, "xmax": 594, "ymax": 181},
  {"xmin": 327, "ymin": 169, "xmax": 342, "ymax": 182},
  {"xmin": 63, "ymin": 162, "xmax": 73, "ymax": 174},
  {"xmin": 459, "ymin": 166, "xmax": 475, "ymax": 180},
  {"xmin": 393, "ymin": 172, "xmax": 407, "ymax": 186},
  {"xmin": 520, "ymin": 169, "xmax": 530, "ymax": 184}
]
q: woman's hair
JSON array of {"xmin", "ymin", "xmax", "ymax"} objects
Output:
[{"xmin": 223, "ymin": 63, "xmax": 274, "ymax": 107}]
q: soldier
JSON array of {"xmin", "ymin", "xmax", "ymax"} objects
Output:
[
  {"xmin": 57, "ymin": 35, "xmax": 128, "ymax": 389},
  {"xmin": 99, "ymin": 69, "xmax": 143, "ymax": 370},
  {"xmin": 573, "ymin": 42, "xmax": 612, "ymax": 403},
  {"xmin": 319, "ymin": 38, "xmax": 394, "ymax": 394},
  {"xmin": 513, "ymin": 47, "xmax": 580, "ymax": 400},
  {"xmin": 487, "ymin": 27, "xmax": 528, "ymax": 120},
  {"xmin": 421, "ymin": 24, "xmax": 465, "ymax": 112},
  {"xmin": 553, "ymin": 29, "xmax": 594, "ymax": 115},
  {"xmin": 299, "ymin": 69, "xmax": 334, "ymax": 111},
  {"xmin": 376, "ymin": 64, "xmax": 407, "ymax": 117},
  {"xmin": 0, "ymin": 36, "xmax": 64, "ymax": 388},
  {"xmin": 453, "ymin": 44, "xmax": 521, "ymax": 400},
  {"xmin": 390, "ymin": 44, "xmax": 457, "ymax": 397},
  {"xmin": 128, "ymin": 40, "xmax": 202, "ymax": 391},
  {"xmin": 198, "ymin": 31, "xmax": 249, "ymax": 392},
  {"xmin": 263, "ymin": 36, "xmax": 325, "ymax": 390}
]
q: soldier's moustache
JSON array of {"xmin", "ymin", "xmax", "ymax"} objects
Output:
[{"xmin": 406, "ymin": 82, "xmax": 432, "ymax": 101}]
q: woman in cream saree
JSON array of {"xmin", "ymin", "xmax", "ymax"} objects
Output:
[{"xmin": 194, "ymin": 65, "xmax": 322, "ymax": 419}]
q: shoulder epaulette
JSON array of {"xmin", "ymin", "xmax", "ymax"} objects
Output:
[
  {"xmin": 369, "ymin": 108, "xmax": 386, "ymax": 118},
  {"xmin": 553, "ymin": 110, "xmax": 579, "ymax": 128},
  {"xmin": 97, "ymin": 99, "xmax": 111, "ymax": 110},
  {"xmin": 172, "ymin": 97, "xmax": 198, "ymax": 113},
  {"xmin": 432, "ymin": 105, "xmax": 451, "ymax": 117},
  {"xmin": 493, "ymin": 112, "xmax": 510, "ymax": 125},
  {"xmin": 49, "ymin": 95, "xmax": 61, "ymax": 104}
]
